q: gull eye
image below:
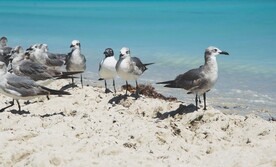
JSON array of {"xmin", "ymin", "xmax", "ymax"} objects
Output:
[
  {"xmin": 213, "ymin": 49, "xmax": 217, "ymax": 52},
  {"xmin": 126, "ymin": 51, "xmax": 130, "ymax": 54}
]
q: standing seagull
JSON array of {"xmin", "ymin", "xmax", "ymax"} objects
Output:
[
  {"xmin": 157, "ymin": 46, "xmax": 229, "ymax": 111},
  {"xmin": 116, "ymin": 47, "xmax": 154, "ymax": 97},
  {"xmin": 0, "ymin": 62, "xmax": 71, "ymax": 112},
  {"xmin": 98, "ymin": 48, "xmax": 117, "ymax": 93},
  {"xmin": 65, "ymin": 40, "xmax": 86, "ymax": 88}
]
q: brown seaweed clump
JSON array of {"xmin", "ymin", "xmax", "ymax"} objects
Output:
[{"xmin": 121, "ymin": 84, "xmax": 177, "ymax": 101}]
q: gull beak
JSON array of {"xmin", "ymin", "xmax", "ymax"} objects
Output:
[
  {"xmin": 220, "ymin": 51, "xmax": 229, "ymax": 55},
  {"xmin": 26, "ymin": 47, "xmax": 33, "ymax": 51},
  {"xmin": 70, "ymin": 44, "xmax": 74, "ymax": 48}
]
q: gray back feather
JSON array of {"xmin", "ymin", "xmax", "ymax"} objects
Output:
[
  {"xmin": 173, "ymin": 67, "xmax": 206, "ymax": 90},
  {"xmin": 17, "ymin": 61, "xmax": 53, "ymax": 81},
  {"xmin": 5, "ymin": 73, "xmax": 48, "ymax": 97},
  {"xmin": 131, "ymin": 57, "xmax": 147, "ymax": 72}
]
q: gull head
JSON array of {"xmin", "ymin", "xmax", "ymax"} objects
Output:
[
  {"xmin": 70, "ymin": 40, "xmax": 81, "ymax": 49},
  {"xmin": 11, "ymin": 46, "xmax": 24, "ymax": 55},
  {"xmin": 119, "ymin": 47, "xmax": 130, "ymax": 58},
  {"xmin": 26, "ymin": 43, "xmax": 39, "ymax": 51},
  {"xmin": 205, "ymin": 46, "xmax": 229, "ymax": 57},
  {"xmin": 10, "ymin": 46, "xmax": 25, "ymax": 63},
  {"xmin": 40, "ymin": 44, "xmax": 48, "ymax": 52},
  {"xmin": 10, "ymin": 46, "xmax": 24, "ymax": 58},
  {"xmin": 0, "ymin": 36, "xmax": 8, "ymax": 47},
  {"xmin": 104, "ymin": 48, "xmax": 114, "ymax": 57}
]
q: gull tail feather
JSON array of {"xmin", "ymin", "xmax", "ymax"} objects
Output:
[
  {"xmin": 144, "ymin": 62, "xmax": 154, "ymax": 66},
  {"xmin": 156, "ymin": 80, "xmax": 178, "ymax": 88},
  {"xmin": 143, "ymin": 62, "xmax": 154, "ymax": 71},
  {"xmin": 56, "ymin": 71, "xmax": 83, "ymax": 79}
]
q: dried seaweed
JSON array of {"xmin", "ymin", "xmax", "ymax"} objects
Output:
[{"xmin": 122, "ymin": 84, "xmax": 177, "ymax": 101}]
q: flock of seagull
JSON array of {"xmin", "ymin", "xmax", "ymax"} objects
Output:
[
  {"xmin": 0, "ymin": 37, "xmax": 85, "ymax": 111},
  {"xmin": 96, "ymin": 42, "xmax": 229, "ymax": 111},
  {"xmin": 0, "ymin": 36, "xmax": 229, "ymax": 112}
]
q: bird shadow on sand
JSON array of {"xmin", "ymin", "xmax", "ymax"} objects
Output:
[
  {"xmin": 155, "ymin": 104, "xmax": 197, "ymax": 120},
  {"xmin": 0, "ymin": 109, "xmax": 31, "ymax": 115},
  {"xmin": 9, "ymin": 109, "xmax": 30, "ymax": 115},
  {"xmin": 104, "ymin": 88, "xmax": 113, "ymax": 94},
  {"xmin": 0, "ymin": 102, "xmax": 30, "ymax": 115},
  {"xmin": 0, "ymin": 99, "xmax": 40, "ymax": 115},
  {"xmin": 108, "ymin": 93, "xmax": 139, "ymax": 104},
  {"xmin": 39, "ymin": 112, "xmax": 65, "ymax": 118}
]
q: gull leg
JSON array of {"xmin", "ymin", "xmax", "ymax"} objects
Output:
[
  {"xmin": 113, "ymin": 79, "xmax": 116, "ymax": 94},
  {"xmin": 80, "ymin": 74, "xmax": 83, "ymax": 88},
  {"xmin": 105, "ymin": 80, "xmax": 107, "ymax": 90},
  {"xmin": 104, "ymin": 80, "xmax": 112, "ymax": 93},
  {"xmin": 135, "ymin": 80, "xmax": 139, "ymax": 97},
  {"xmin": 125, "ymin": 81, "xmax": 128, "ymax": 95},
  {"xmin": 0, "ymin": 99, "xmax": 15, "ymax": 112},
  {"xmin": 203, "ymin": 93, "xmax": 207, "ymax": 110},
  {"xmin": 104, "ymin": 80, "xmax": 108, "ymax": 93},
  {"xmin": 69, "ymin": 76, "xmax": 76, "ymax": 88},
  {"xmin": 16, "ymin": 100, "xmax": 21, "ymax": 111},
  {"xmin": 195, "ymin": 94, "xmax": 198, "ymax": 111},
  {"xmin": 69, "ymin": 75, "xmax": 78, "ymax": 88}
]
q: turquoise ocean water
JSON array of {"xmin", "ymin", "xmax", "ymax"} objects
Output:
[{"xmin": 1, "ymin": 0, "xmax": 276, "ymax": 117}]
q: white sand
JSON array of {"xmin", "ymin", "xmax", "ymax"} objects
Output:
[{"xmin": 0, "ymin": 80, "xmax": 275, "ymax": 167}]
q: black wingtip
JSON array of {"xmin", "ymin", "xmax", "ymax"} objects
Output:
[
  {"xmin": 56, "ymin": 76, "xmax": 78, "ymax": 80},
  {"xmin": 164, "ymin": 85, "xmax": 177, "ymax": 88},
  {"xmin": 156, "ymin": 80, "xmax": 179, "ymax": 88},
  {"xmin": 98, "ymin": 78, "xmax": 104, "ymax": 81},
  {"xmin": 61, "ymin": 71, "xmax": 84, "ymax": 76},
  {"xmin": 156, "ymin": 80, "xmax": 173, "ymax": 85},
  {"xmin": 144, "ymin": 62, "xmax": 154, "ymax": 66},
  {"xmin": 41, "ymin": 86, "xmax": 71, "ymax": 95}
]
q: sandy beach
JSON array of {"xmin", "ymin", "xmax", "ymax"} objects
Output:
[{"xmin": 0, "ymin": 79, "xmax": 275, "ymax": 167}]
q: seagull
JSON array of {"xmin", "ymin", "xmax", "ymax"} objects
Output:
[
  {"xmin": 98, "ymin": 48, "xmax": 117, "ymax": 94},
  {"xmin": 0, "ymin": 36, "xmax": 12, "ymax": 66},
  {"xmin": 0, "ymin": 61, "xmax": 71, "ymax": 112},
  {"xmin": 156, "ymin": 46, "xmax": 229, "ymax": 111},
  {"xmin": 65, "ymin": 40, "xmax": 86, "ymax": 88},
  {"xmin": 115, "ymin": 47, "xmax": 154, "ymax": 97}
]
